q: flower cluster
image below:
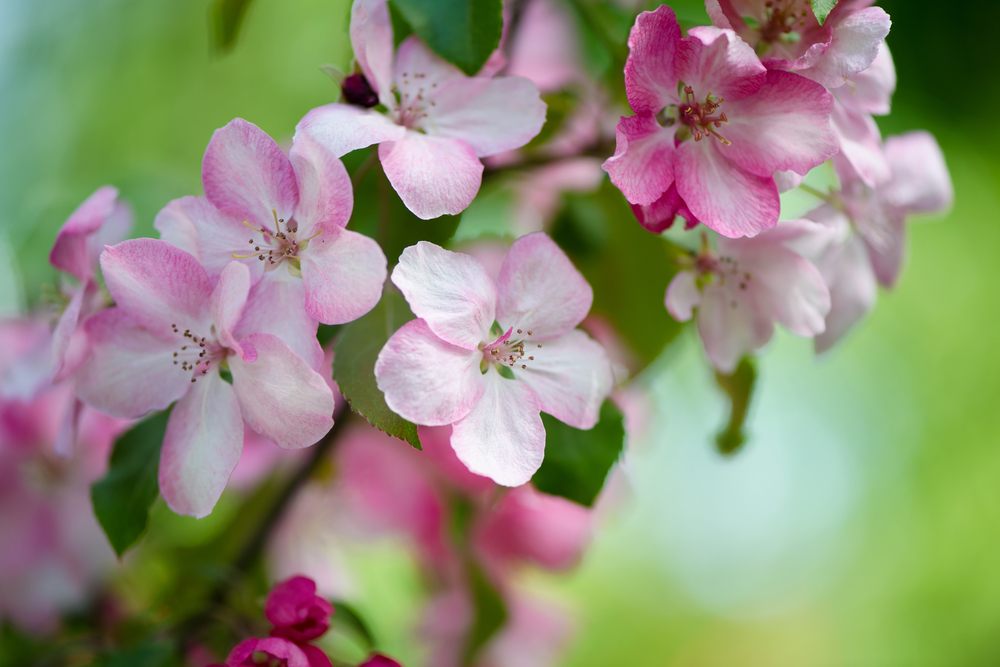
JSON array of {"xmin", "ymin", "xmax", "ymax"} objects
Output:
[{"xmin": 604, "ymin": 2, "xmax": 951, "ymax": 369}]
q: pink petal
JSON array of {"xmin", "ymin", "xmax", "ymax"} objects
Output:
[
  {"xmin": 506, "ymin": 0, "xmax": 583, "ymax": 92},
  {"xmin": 631, "ymin": 183, "xmax": 697, "ymax": 233},
  {"xmin": 424, "ymin": 74, "xmax": 546, "ymax": 157},
  {"xmin": 374, "ymin": 319, "xmax": 484, "ymax": 426},
  {"xmin": 153, "ymin": 196, "xmax": 257, "ymax": 279},
  {"xmin": 839, "ymin": 42, "xmax": 895, "ymax": 116},
  {"xmin": 300, "ymin": 228, "xmax": 387, "ymax": 325},
  {"xmin": 496, "ymin": 233, "xmax": 593, "ymax": 340},
  {"xmin": 676, "ymin": 26, "xmax": 766, "ymax": 101},
  {"xmin": 624, "ymin": 5, "xmax": 682, "ymax": 113},
  {"xmin": 391, "ymin": 241, "xmax": 495, "ymax": 349},
  {"xmin": 602, "ymin": 114, "xmax": 675, "ymax": 206},
  {"xmin": 202, "ymin": 118, "xmax": 299, "ymax": 231},
  {"xmin": 230, "ymin": 333, "xmax": 334, "ymax": 449},
  {"xmin": 816, "ymin": 233, "xmax": 878, "ymax": 353},
  {"xmin": 49, "ymin": 284, "xmax": 88, "ymax": 381},
  {"xmin": 882, "ymin": 131, "xmax": 953, "ymax": 216},
  {"xmin": 288, "ymin": 133, "xmax": 353, "ymax": 235},
  {"xmin": 517, "ymin": 330, "xmax": 613, "ymax": 429},
  {"xmin": 674, "ymin": 139, "xmax": 779, "ymax": 238},
  {"xmin": 74, "ymin": 309, "xmax": 190, "ymax": 419},
  {"xmin": 665, "ymin": 270, "xmax": 700, "ymax": 321},
  {"xmin": 235, "ymin": 274, "xmax": 323, "ymax": 370},
  {"xmin": 392, "ymin": 37, "xmax": 466, "ymax": 104},
  {"xmin": 696, "ymin": 282, "xmax": 774, "ymax": 373},
  {"xmin": 722, "ymin": 70, "xmax": 836, "ymax": 177},
  {"xmin": 378, "ymin": 131, "xmax": 484, "ymax": 220},
  {"xmin": 226, "ymin": 637, "xmax": 311, "ymax": 667},
  {"xmin": 158, "ymin": 371, "xmax": 243, "ymax": 518},
  {"xmin": 830, "ymin": 99, "xmax": 889, "ymax": 187},
  {"xmin": 211, "ymin": 261, "xmax": 251, "ymax": 351},
  {"xmin": 295, "ymin": 104, "xmax": 406, "ymax": 158},
  {"xmin": 50, "ymin": 186, "xmax": 132, "ymax": 283},
  {"xmin": 100, "ymin": 238, "xmax": 213, "ymax": 333},
  {"xmin": 804, "ymin": 6, "xmax": 891, "ymax": 88},
  {"xmin": 350, "ymin": 0, "xmax": 395, "ymax": 103},
  {"xmin": 450, "ymin": 371, "xmax": 545, "ymax": 487}
]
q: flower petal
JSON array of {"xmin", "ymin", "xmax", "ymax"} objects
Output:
[
  {"xmin": 422, "ymin": 74, "xmax": 546, "ymax": 157},
  {"xmin": 517, "ymin": 330, "xmax": 613, "ymax": 429},
  {"xmin": 624, "ymin": 5, "xmax": 682, "ymax": 113},
  {"xmin": 631, "ymin": 182, "xmax": 697, "ymax": 232},
  {"xmin": 202, "ymin": 118, "xmax": 299, "ymax": 230},
  {"xmin": 804, "ymin": 6, "xmax": 891, "ymax": 88},
  {"xmin": 153, "ymin": 196, "xmax": 257, "ymax": 279},
  {"xmin": 602, "ymin": 114, "xmax": 675, "ymax": 206},
  {"xmin": 288, "ymin": 133, "xmax": 353, "ymax": 235},
  {"xmin": 211, "ymin": 261, "xmax": 251, "ymax": 351},
  {"xmin": 374, "ymin": 319, "xmax": 484, "ymax": 426},
  {"xmin": 226, "ymin": 638, "xmax": 311, "ymax": 667},
  {"xmin": 350, "ymin": 0, "xmax": 395, "ymax": 103},
  {"xmin": 159, "ymin": 371, "xmax": 243, "ymax": 518},
  {"xmin": 450, "ymin": 371, "xmax": 544, "ymax": 487},
  {"xmin": 300, "ymin": 228, "xmax": 387, "ymax": 325},
  {"xmin": 496, "ymin": 233, "xmax": 593, "ymax": 339},
  {"xmin": 391, "ymin": 241, "xmax": 495, "ymax": 349},
  {"xmin": 100, "ymin": 238, "xmax": 213, "ymax": 332},
  {"xmin": 722, "ymin": 70, "xmax": 836, "ymax": 177},
  {"xmin": 675, "ymin": 139, "xmax": 779, "ymax": 238},
  {"xmin": 816, "ymin": 233, "xmax": 878, "ymax": 353},
  {"xmin": 50, "ymin": 186, "xmax": 132, "ymax": 283},
  {"xmin": 882, "ymin": 131, "xmax": 953, "ymax": 216},
  {"xmin": 74, "ymin": 309, "xmax": 190, "ymax": 419},
  {"xmin": 379, "ymin": 132, "xmax": 484, "ymax": 220},
  {"xmin": 696, "ymin": 282, "xmax": 774, "ymax": 373},
  {"xmin": 665, "ymin": 270, "xmax": 700, "ymax": 321},
  {"xmin": 838, "ymin": 42, "xmax": 895, "ymax": 116},
  {"xmin": 676, "ymin": 26, "xmax": 766, "ymax": 101},
  {"xmin": 235, "ymin": 273, "xmax": 323, "ymax": 370},
  {"xmin": 295, "ymin": 104, "xmax": 406, "ymax": 158},
  {"xmin": 230, "ymin": 333, "xmax": 335, "ymax": 449},
  {"xmin": 830, "ymin": 100, "xmax": 889, "ymax": 187}
]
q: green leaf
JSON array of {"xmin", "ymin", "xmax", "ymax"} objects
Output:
[
  {"xmin": 333, "ymin": 288, "xmax": 420, "ymax": 448},
  {"xmin": 210, "ymin": 0, "xmax": 255, "ymax": 53},
  {"xmin": 93, "ymin": 641, "xmax": 176, "ymax": 667},
  {"xmin": 462, "ymin": 560, "xmax": 507, "ymax": 665},
  {"xmin": 714, "ymin": 357, "xmax": 757, "ymax": 455},
  {"xmin": 389, "ymin": 0, "xmax": 503, "ymax": 75},
  {"xmin": 330, "ymin": 599, "xmax": 378, "ymax": 649},
  {"xmin": 533, "ymin": 401, "xmax": 625, "ymax": 506},
  {"xmin": 91, "ymin": 410, "xmax": 170, "ymax": 557},
  {"xmin": 810, "ymin": 0, "xmax": 838, "ymax": 25}
]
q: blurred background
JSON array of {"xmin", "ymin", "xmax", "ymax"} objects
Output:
[{"xmin": 2, "ymin": 0, "xmax": 998, "ymax": 665}]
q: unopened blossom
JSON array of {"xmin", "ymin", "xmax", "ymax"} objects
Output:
[
  {"xmin": 156, "ymin": 118, "xmax": 386, "ymax": 368},
  {"xmin": 75, "ymin": 239, "xmax": 335, "ymax": 517},
  {"xmin": 706, "ymin": 0, "xmax": 894, "ymax": 185},
  {"xmin": 295, "ymin": 0, "xmax": 546, "ymax": 220},
  {"xmin": 779, "ymin": 131, "xmax": 952, "ymax": 351},
  {"xmin": 47, "ymin": 186, "xmax": 132, "ymax": 384},
  {"xmin": 603, "ymin": 6, "xmax": 837, "ymax": 237},
  {"xmin": 357, "ymin": 655, "xmax": 402, "ymax": 667},
  {"xmin": 666, "ymin": 229, "xmax": 831, "ymax": 371},
  {"xmin": 375, "ymin": 234, "xmax": 613, "ymax": 486},
  {"xmin": 265, "ymin": 576, "xmax": 334, "ymax": 643}
]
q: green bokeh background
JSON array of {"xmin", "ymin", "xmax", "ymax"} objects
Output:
[{"xmin": 2, "ymin": 1, "xmax": 998, "ymax": 665}]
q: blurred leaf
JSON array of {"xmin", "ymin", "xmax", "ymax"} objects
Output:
[
  {"xmin": 533, "ymin": 401, "xmax": 625, "ymax": 506},
  {"xmin": 210, "ymin": 0, "xmax": 255, "ymax": 53},
  {"xmin": 93, "ymin": 641, "xmax": 176, "ymax": 667},
  {"xmin": 389, "ymin": 0, "xmax": 503, "ymax": 75},
  {"xmin": 333, "ymin": 288, "xmax": 420, "ymax": 448},
  {"xmin": 92, "ymin": 410, "xmax": 170, "ymax": 557},
  {"xmin": 810, "ymin": 0, "xmax": 837, "ymax": 25},
  {"xmin": 330, "ymin": 599, "xmax": 378, "ymax": 649},
  {"xmin": 714, "ymin": 356, "xmax": 757, "ymax": 455},
  {"xmin": 552, "ymin": 184, "xmax": 684, "ymax": 373},
  {"xmin": 461, "ymin": 560, "xmax": 507, "ymax": 665}
]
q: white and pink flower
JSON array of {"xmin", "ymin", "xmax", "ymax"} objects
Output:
[
  {"xmin": 295, "ymin": 0, "xmax": 546, "ymax": 220},
  {"xmin": 603, "ymin": 5, "xmax": 837, "ymax": 237},
  {"xmin": 74, "ymin": 239, "xmax": 335, "ymax": 517},
  {"xmin": 374, "ymin": 233, "xmax": 614, "ymax": 486}
]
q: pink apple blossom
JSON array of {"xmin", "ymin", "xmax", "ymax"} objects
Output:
[
  {"xmin": 223, "ymin": 637, "xmax": 313, "ymax": 667},
  {"xmin": 295, "ymin": 0, "xmax": 546, "ymax": 220},
  {"xmin": 778, "ymin": 131, "xmax": 952, "ymax": 351},
  {"xmin": 603, "ymin": 6, "xmax": 837, "ymax": 237},
  {"xmin": 666, "ymin": 229, "xmax": 831, "ymax": 371},
  {"xmin": 374, "ymin": 233, "xmax": 614, "ymax": 486},
  {"xmin": 74, "ymin": 239, "xmax": 335, "ymax": 517},
  {"xmin": 155, "ymin": 118, "xmax": 386, "ymax": 369},
  {"xmin": 265, "ymin": 576, "xmax": 335, "ymax": 643}
]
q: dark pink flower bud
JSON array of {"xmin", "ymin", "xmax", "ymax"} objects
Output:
[
  {"xmin": 225, "ymin": 637, "xmax": 310, "ymax": 667},
  {"xmin": 357, "ymin": 654, "xmax": 402, "ymax": 667},
  {"xmin": 264, "ymin": 576, "xmax": 334, "ymax": 643},
  {"xmin": 341, "ymin": 73, "xmax": 379, "ymax": 108}
]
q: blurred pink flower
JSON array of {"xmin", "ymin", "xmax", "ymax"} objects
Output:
[
  {"xmin": 604, "ymin": 6, "xmax": 836, "ymax": 237},
  {"xmin": 75, "ymin": 240, "xmax": 334, "ymax": 517},
  {"xmin": 779, "ymin": 131, "xmax": 953, "ymax": 351},
  {"xmin": 266, "ymin": 576, "xmax": 335, "ymax": 643},
  {"xmin": 375, "ymin": 234, "xmax": 613, "ymax": 486},
  {"xmin": 223, "ymin": 637, "xmax": 313, "ymax": 667},
  {"xmin": 357, "ymin": 654, "xmax": 402, "ymax": 667},
  {"xmin": 296, "ymin": 0, "xmax": 545, "ymax": 219},
  {"xmin": 666, "ymin": 228, "xmax": 831, "ymax": 371}
]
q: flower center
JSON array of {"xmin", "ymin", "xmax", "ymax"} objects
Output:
[
  {"xmin": 169, "ymin": 323, "xmax": 227, "ymax": 383},
  {"xmin": 678, "ymin": 86, "xmax": 731, "ymax": 145},
  {"xmin": 757, "ymin": 0, "xmax": 811, "ymax": 46},
  {"xmin": 480, "ymin": 326, "xmax": 542, "ymax": 375},
  {"xmin": 393, "ymin": 70, "xmax": 439, "ymax": 129},
  {"xmin": 233, "ymin": 209, "xmax": 317, "ymax": 272},
  {"xmin": 694, "ymin": 253, "xmax": 753, "ymax": 306}
]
